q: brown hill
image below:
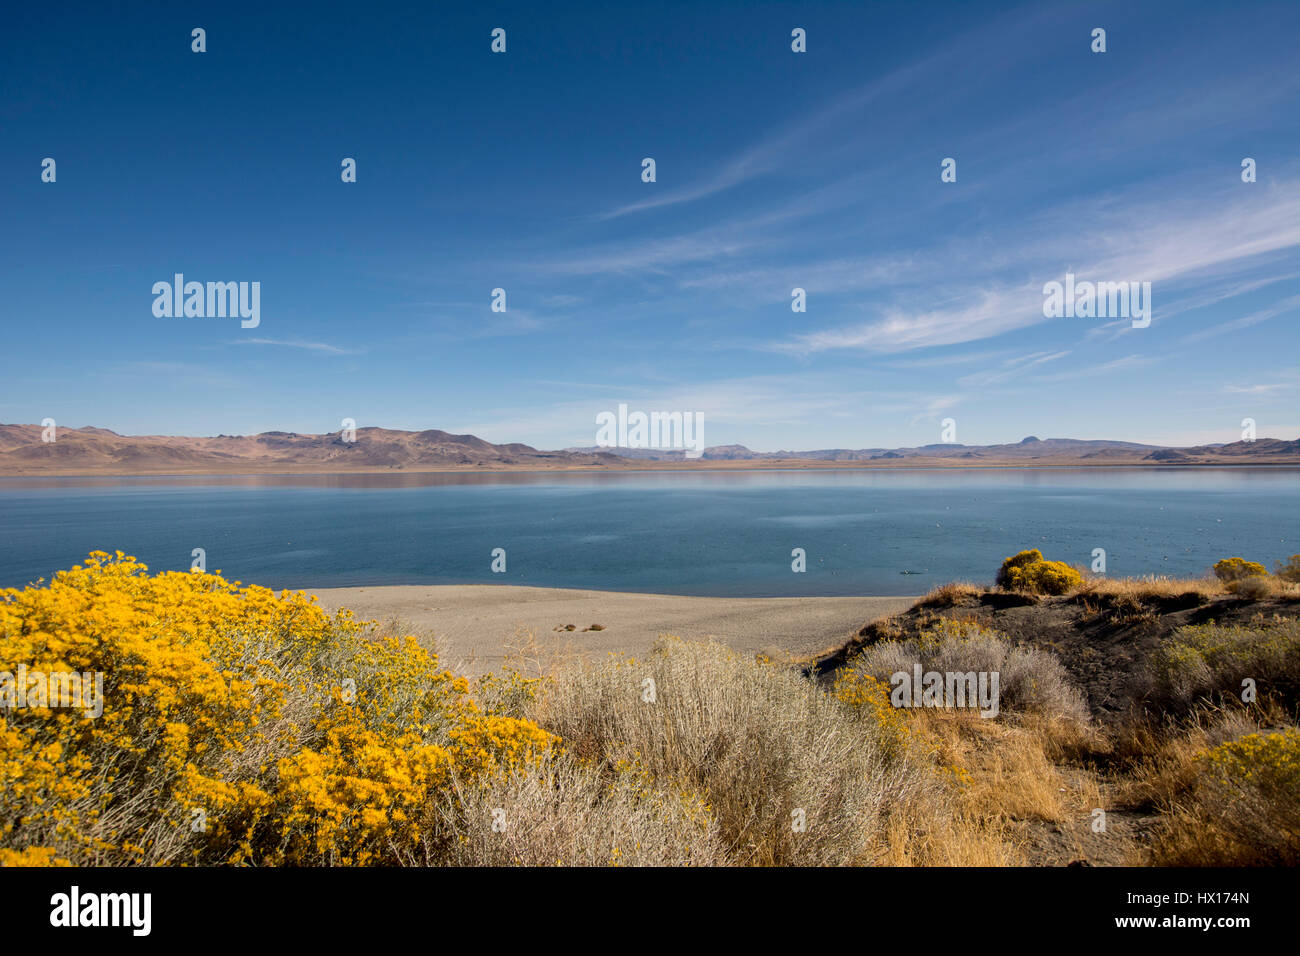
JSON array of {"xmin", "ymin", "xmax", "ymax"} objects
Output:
[
  {"xmin": 1151, "ymin": 437, "xmax": 1300, "ymax": 460},
  {"xmin": 3, "ymin": 424, "xmax": 1297, "ymax": 476},
  {"xmin": 0, "ymin": 425, "xmax": 623, "ymax": 475},
  {"xmin": 568, "ymin": 435, "xmax": 1300, "ymax": 465}
]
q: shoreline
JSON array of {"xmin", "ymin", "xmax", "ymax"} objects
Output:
[
  {"xmin": 310, "ymin": 584, "xmax": 919, "ymax": 676},
  {"xmin": 4, "ymin": 461, "xmax": 1300, "ymax": 480}
]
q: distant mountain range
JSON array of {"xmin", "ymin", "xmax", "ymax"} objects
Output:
[
  {"xmin": 0, "ymin": 424, "xmax": 1296, "ymax": 476},
  {"xmin": 0, "ymin": 425, "xmax": 618, "ymax": 475},
  {"xmin": 566, "ymin": 435, "xmax": 1300, "ymax": 463}
]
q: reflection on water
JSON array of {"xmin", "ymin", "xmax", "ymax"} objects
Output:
[{"xmin": 3, "ymin": 465, "xmax": 1297, "ymax": 492}]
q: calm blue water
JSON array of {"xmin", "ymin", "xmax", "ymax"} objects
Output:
[{"xmin": 0, "ymin": 469, "xmax": 1295, "ymax": 596}]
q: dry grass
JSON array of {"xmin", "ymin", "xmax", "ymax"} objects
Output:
[
  {"xmin": 520, "ymin": 636, "xmax": 933, "ymax": 865},
  {"xmin": 926, "ymin": 712, "xmax": 1069, "ymax": 822},
  {"xmin": 1119, "ymin": 706, "xmax": 1300, "ymax": 865},
  {"xmin": 450, "ymin": 589, "xmax": 1300, "ymax": 868},
  {"xmin": 458, "ymin": 633, "xmax": 1060, "ymax": 866},
  {"xmin": 917, "ymin": 581, "xmax": 982, "ymax": 608},
  {"xmin": 464, "ymin": 622, "xmax": 1300, "ymax": 868},
  {"xmin": 500, "ymin": 624, "xmax": 587, "ymax": 678},
  {"xmin": 909, "ymin": 567, "xmax": 1299, "ymax": 612},
  {"xmin": 880, "ymin": 570, "xmax": 1297, "ymax": 606},
  {"xmin": 474, "ymin": 629, "xmax": 1122, "ymax": 867},
  {"xmin": 1076, "ymin": 591, "xmax": 1161, "ymax": 626},
  {"xmin": 878, "ymin": 709, "xmax": 1115, "ymax": 865},
  {"xmin": 425, "ymin": 754, "xmax": 728, "ymax": 866},
  {"xmin": 1073, "ymin": 574, "xmax": 1224, "ymax": 599},
  {"xmin": 1229, "ymin": 575, "xmax": 1272, "ymax": 599},
  {"xmin": 1071, "ymin": 573, "xmax": 1300, "ymax": 601}
]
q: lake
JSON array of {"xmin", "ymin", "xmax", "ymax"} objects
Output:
[{"xmin": 0, "ymin": 468, "xmax": 1295, "ymax": 596}]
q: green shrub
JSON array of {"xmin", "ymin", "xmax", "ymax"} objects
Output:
[
  {"xmin": 1150, "ymin": 618, "xmax": 1300, "ymax": 710},
  {"xmin": 996, "ymin": 549, "xmax": 1082, "ymax": 595}
]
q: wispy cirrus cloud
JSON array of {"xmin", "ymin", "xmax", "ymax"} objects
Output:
[
  {"xmin": 956, "ymin": 350, "xmax": 1073, "ymax": 388},
  {"xmin": 1181, "ymin": 293, "xmax": 1300, "ymax": 344},
  {"xmin": 234, "ymin": 338, "xmax": 359, "ymax": 354},
  {"xmin": 1223, "ymin": 382, "xmax": 1293, "ymax": 395},
  {"xmin": 767, "ymin": 181, "xmax": 1300, "ymax": 356},
  {"xmin": 592, "ymin": 7, "xmax": 1053, "ymax": 222},
  {"xmin": 1030, "ymin": 354, "xmax": 1158, "ymax": 383}
]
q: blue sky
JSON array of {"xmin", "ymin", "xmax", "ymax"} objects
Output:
[{"xmin": 2, "ymin": 0, "xmax": 1298, "ymax": 451}]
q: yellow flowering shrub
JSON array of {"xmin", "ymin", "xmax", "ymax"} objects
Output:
[
  {"xmin": 0, "ymin": 847, "xmax": 72, "ymax": 867},
  {"xmin": 0, "ymin": 552, "xmax": 556, "ymax": 866},
  {"xmin": 996, "ymin": 549, "xmax": 1082, "ymax": 595},
  {"xmin": 1182, "ymin": 729, "xmax": 1300, "ymax": 864},
  {"xmin": 1212, "ymin": 556, "xmax": 1267, "ymax": 583},
  {"xmin": 473, "ymin": 669, "xmax": 548, "ymax": 721},
  {"xmin": 833, "ymin": 669, "xmax": 911, "ymax": 756},
  {"xmin": 1199, "ymin": 730, "xmax": 1300, "ymax": 791}
]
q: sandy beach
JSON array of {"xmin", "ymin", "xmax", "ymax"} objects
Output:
[{"xmin": 310, "ymin": 585, "xmax": 918, "ymax": 675}]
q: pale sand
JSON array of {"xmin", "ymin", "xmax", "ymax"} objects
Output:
[{"xmin": 310, "ymin": 585, "xmax": 918, "ymax": 675}]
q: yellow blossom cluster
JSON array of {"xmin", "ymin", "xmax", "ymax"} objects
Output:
[
  {"xmin": 0, "ymin": 552, "xmax": 555, "ymax": 866},
  {"xmin": 1198, "ymin": 729, "xmax": 1300, "ymax": 793},
  {"xmin": 832, "ymin": 669, "xmax": 912, "ymax": 756}
]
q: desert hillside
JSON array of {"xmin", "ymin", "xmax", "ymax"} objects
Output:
[
  {"xmin": 799, "ymin": 570, "xmax": 1300, "ymax": 865},
  {"xmin": 0, "ymin": 424, "xmax": 621, "ymax": 475},
  {"xmin": 812, "ymin": 580, "xmax": 1300, "ymax": 722},
  {"xmin": 3, "ymin": 424, "xmax": 1297, "ymax": 476}
]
